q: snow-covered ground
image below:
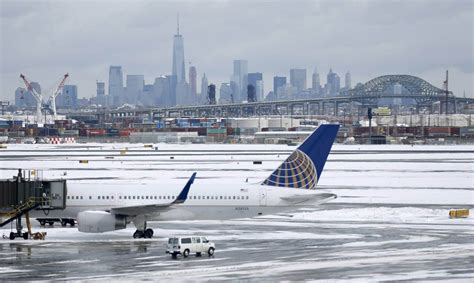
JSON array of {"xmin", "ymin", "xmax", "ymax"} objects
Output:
[{"xmin": 0, "ymin": 143, "xmax": 473, "ymax": 281}]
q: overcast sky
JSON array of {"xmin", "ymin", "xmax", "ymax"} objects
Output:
[{"xmin": 1, "ymin": 0, "xmax": 473, "ymax": 102}]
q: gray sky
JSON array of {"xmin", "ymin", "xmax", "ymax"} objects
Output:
[{"xmin": 1, "ymin": 0, "xmax": 473, "ymax": 102}]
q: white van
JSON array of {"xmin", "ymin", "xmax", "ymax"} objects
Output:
[{"xmin": 166, "ymin": 236, "xmax": 215, "ymax": 258}]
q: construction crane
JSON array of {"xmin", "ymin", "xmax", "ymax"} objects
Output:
[
  {"xmin": 20, "ymin": 74, "xmax": 43, "ymax": 124},
  {"xmin": 19, "ymin": 73, "xmax": 69, "ymax": 124},
  {"xmin": 47, "ymin": 73, "xmax": 69, "ymax": 121}
]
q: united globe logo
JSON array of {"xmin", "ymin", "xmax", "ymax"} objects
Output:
[{"xmin": 262, "ymin": 149, "xmax": 318, "ymax": 189}]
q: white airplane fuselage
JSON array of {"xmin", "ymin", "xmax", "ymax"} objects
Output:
[{"xmin": 30, "ymin": 181, "xmax": 331, "ymax": 221}]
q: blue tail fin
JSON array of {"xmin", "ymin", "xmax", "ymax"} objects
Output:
[{"xmin": 262, "ymin": 124, "xmax": 339, "ymax": 189}]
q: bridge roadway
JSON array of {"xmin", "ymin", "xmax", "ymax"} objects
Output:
[{"xmin": 64, "ymin": 94, "xmax": 474, "ymax": 121}]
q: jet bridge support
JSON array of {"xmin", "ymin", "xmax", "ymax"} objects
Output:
[{"xmin": 0, "ymin": 170, "xmax": 67, "ymax": 240}]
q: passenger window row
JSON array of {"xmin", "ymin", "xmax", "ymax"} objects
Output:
[{"xmin": 68, "ymin": 195, "xmax": 250, "ymax": 201}]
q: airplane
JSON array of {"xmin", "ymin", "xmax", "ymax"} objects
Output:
[{"xmin": 30, "ymin": 124, "xmax": 340, "ymax": 239}]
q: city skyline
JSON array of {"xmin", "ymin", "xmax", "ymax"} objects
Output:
[{"xmin": 1, "ymin": 0, "xmax": 473, "ymax": 102}]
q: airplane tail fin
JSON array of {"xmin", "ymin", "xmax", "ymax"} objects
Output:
[{"xmin": 261, "ymin": 124, "xmax": 339, "ymax": 189}]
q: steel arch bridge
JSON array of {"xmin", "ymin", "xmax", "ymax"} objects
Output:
[{"xmin": 345, "ymin": 74, "xmax": 451, "ymax": 105}]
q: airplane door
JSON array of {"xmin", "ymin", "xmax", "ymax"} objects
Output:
[{"xmin": 259, "ymin": 189, "xmax": 267, "ymax": 206}]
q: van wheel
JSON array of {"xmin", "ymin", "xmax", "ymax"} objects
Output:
[
  {"xmin": 183, "ymin": 249, "xmax": 190, "ymax": 257},
  {"xmin": 208, "ymin": 247, "xmax": 215, "ymax": 256},
  {"xmin": 196, "ymin": 252, "xmax": 201, "ymax": 257}
]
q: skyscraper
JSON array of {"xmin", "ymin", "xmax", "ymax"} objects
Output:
[
  {"xmin": 108, "ymin": 66, "xmax": 123, "ymax": 107},
  {"xmin": 232, "ymin": 60, "xmax": 248, "ymax": 102},
  {"xmin": 290, "ymin": 69, "xmax": 307, "ymax": 94},
  {"xmin": 345, "ymin": 71, "xmax": 351, "ymax": 90},
  {"xmin": 57, "ymin": 85, "xmax": 78, "ymax": 109},
  {"xmin": 172, "ymin": 16, "xmax": 186, "ymax": 84},
  {"xmin": 248, "ymin": 72, "xmax": 263, "ymax": 102},
  {"xmin": 154, "ymin": 76, "xmax": 171, "ymax": 107},
  {"xmin": 201, "ymin": 73, "xmax": 208, "ymax": 105},
  {"xmin": 273, "ymin": 76, "xmax": 287, "ymax": 96},
  {"xmin": 219, "ymin": 82, "xmax": 233, "ymax": 104},
  {"xmin": 125, "ymin": 75, "xmax": 144, "ymax": 105},
  {"xmin": 248, "ymin": 72, "xmax": 263, "ymax": 89},
  {"xmin": 189, "ymin": 66, "xmax": 197, "ymax": 100},
  {"xmin": 96, "ymin": 81, "xmax": 107, "ymax": 107},
  {"xmin": 255, "ymin": 80, "xmax": 264, "ymax": 101},
  {"xmin": 326, "ymin": 68, "xmax": 340, "ymax": 96},
  {"xmin": 312, "ymin": 68, "xmax": 321, "ymax": 95}
]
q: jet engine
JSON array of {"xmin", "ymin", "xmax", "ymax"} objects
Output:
[{"xmin": 77, "ymin": 211, "xmax": 127, "ymax": 233}]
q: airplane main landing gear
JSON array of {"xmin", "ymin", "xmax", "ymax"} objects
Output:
[
  {"xmin": 132, "ymin": 217, "xmax": 154, "ymax": 239},
  {"xmin": 133, "ymin": 228, "xmax": 154, "ymax": 239}
]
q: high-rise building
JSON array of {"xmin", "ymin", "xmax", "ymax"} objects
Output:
[
  {"xmin": 326, "ymin": 68, "xmax": 340, "ymax": 96},
  {"xmin": 96, "ymin": 82, "xmax": 105, "ymax": 97},
  {"xmin": 219, "ymin": 82, "xmax": 233, "ymax": 104},
  {"xmin": 312, "ymin": 68, "xmax": 321, "ymax": 95},
  {"xmin": 172, "ymin": 16, "xmax": 186, "ymax": 84},
  {"xmin": 200, "ymin": 73, "xmax": 208, "ymax": 105},
  {"xmin": 231, "ymin": 60, "xmax": 248, "ymax": 102},
  {"xmin": 189, "ymin": 66, "xmax": 197, "ymax": 100},
  {"xmin": 255, "ymin": 80, "xmax": 264, "ymax": 102},
  {"xmin": 125, "ymin": 75, "xmax": 144, "ymax": 105},
  {"xmin": 96, "ymin": 82, "xmax": 107, "ymax": 107},
  {"xmin": 57, "ymin": 85, "xmax": 78, "ymax": 109},
  {"xmin": 108, "ymin": 66, "xmax": 124, "ymax": 107},
  {"xmin": 248, "ymin": 73, "xmax": 263, "ymax": 89},
  {"xmin": 247, "ymin": 84, "xmax": 256, "ymax": 102},
  {"xmin": 14, "ymin": 87, "xmax": 35, "ymax": 108},
  {"xmin": 208, "ymin": 84, "xmax": 216, "ymax": 105},
  {"xmin": 345, "ymin": 71, "xmax": 351, "ymax": 90},
  {"xmin": 290, "ymin": 69, "xmax": 307, "ymax": 94},
  {"xmin": 273, "ymin": 76, "xmax": 286, "ymax": 96},
  {"xmin": 248, "ymin": 72, "xmax": 263, "ymax": 102},
  {"xmin": 141, "ymin": 84, "xmax": 154, "ymax": 107},
  {"xmin": 154, "ymin": 76, "xmax": 171, "ymax": 107},
  {"xmin": 176, "ymin": 81, "xmax": 190, "ymax": 106},
  {"xmin": 276, "ymin": 84, "xmax": 297, "ymax": 100}
]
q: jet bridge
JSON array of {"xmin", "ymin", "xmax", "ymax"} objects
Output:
[{"xmin": 0, "ymin": 170, "xmax": 67, "ymax": 239}]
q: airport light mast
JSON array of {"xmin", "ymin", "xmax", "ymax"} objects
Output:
[{"xmin": 20, "ymin": 74, "xmax": 43, "ymax": 124}]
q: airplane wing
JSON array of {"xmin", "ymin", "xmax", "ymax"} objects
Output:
[
  {"xmin": 280, "ymin": 193, "xmax": 337, "ymax": 205},
  {"xmin": 110, "ymin": 172, "xmax": 196, "ymax": 216}
]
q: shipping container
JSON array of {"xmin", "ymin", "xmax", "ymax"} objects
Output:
[
  {"xmin": 460, "ymin": 127, "xmax": 474, "ymax": 137},
  {"xmin": 424, "ymin": 127, "xmax": 450, "ymax": 137},
  {"xmin": 207, "ymin": 128, "xmax": 227, "ymax": 135}
]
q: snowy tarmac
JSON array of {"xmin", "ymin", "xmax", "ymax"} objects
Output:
[{"xmin": 0, "ymin": 143, "xmax": 473, "ymax": 281}]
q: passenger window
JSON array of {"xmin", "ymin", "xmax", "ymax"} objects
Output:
[
  {"xmin": 89, "ymin": 196, "xmax": 92, "ymax": 199},
  {"xmin": 246, "ymin": 196, "xmax": 249, "ymax": 199},
  {"xmin": 233, "ymin": 196, "xmax": 236, "ymax": 200},
  {"xmin": 146, "ymin": 196, "xmax": 149, "ymax": 199},
  {"xmin": 181, "ymin": 238, "xmax": 191, "ymax": 244},
  {"xmin": 198, "ymin": 196, "xmax": 201, "ymax": 200},
  {"xmin": 197, "ymin": 238, "xmax": 201, "ymax": 243},
  {"xmin": 207, "ymin": 196, "xmax": 210, "ymax": 200},
  {"xmin": 111, "ymin": 196, "xmax": 114, "ymax": 199},
  {"xmin": 81, "ymin": 196, "xmax": 83, "ymax": 200},
  {"xmin": 237, "ymin": 196, "xmax": 240, "ymax": 200},
  {"xmin": 142, "ymin": 196, "xmax": 144, "ymax": 199},
  {"xmin": 97, "ymin": 196, "xmax": 100, "ymax": 200},
  {"xmin": 220, "ymin": 196, "xmax": 223, "ymax": 199},
  {"xmin": 106, "ymin": 196, "xmax": 109, "ymax": 199},
  {"xmin": 133, "ymin": 196, "xmax": 136, "ymax": 199},
  {"xmin": 154, "ymin": 196, "xmax": 157, "ymax": 199}
]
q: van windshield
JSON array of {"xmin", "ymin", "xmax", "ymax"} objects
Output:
[{"xmin": 168, "ymin": 238, "xmax": 178, "ymax": 244}]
